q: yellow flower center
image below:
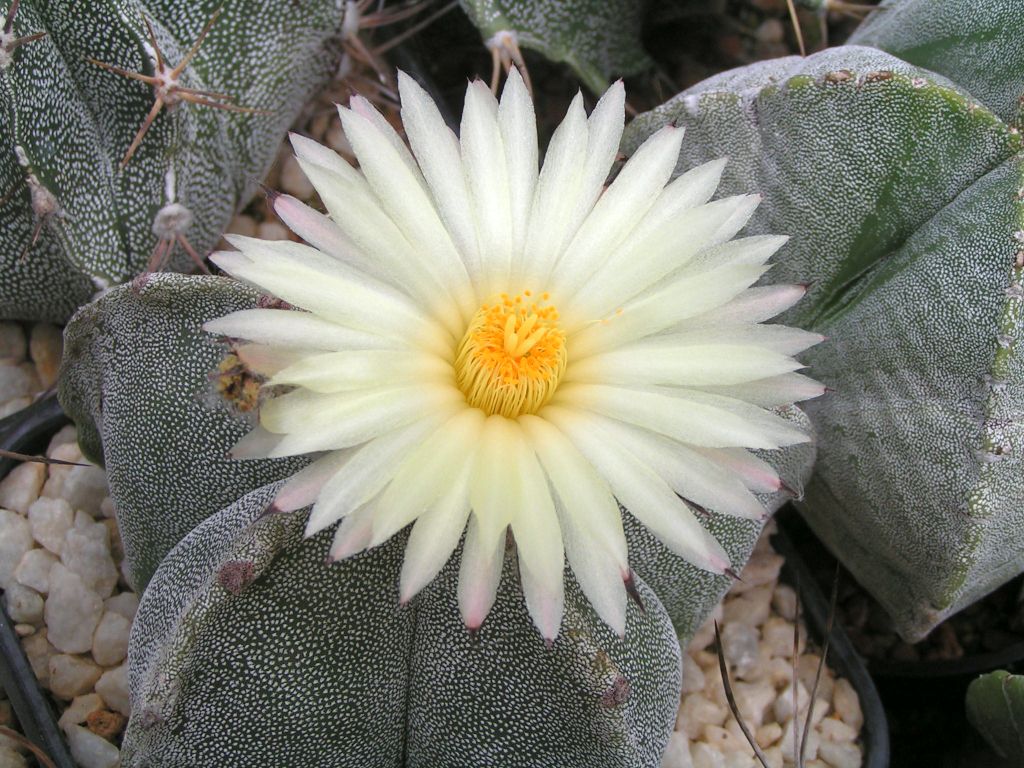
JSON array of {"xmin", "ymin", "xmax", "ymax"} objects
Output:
[{"xmin": 455, "ymin": 291, "xmax": 567, "ymax": 418}]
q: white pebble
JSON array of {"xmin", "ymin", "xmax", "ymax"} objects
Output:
[
  {"xmin": 0, "ymin": 509, "xmax": 33, "ymax": 589},
  {"xmin": 0, "ymin": 365, "xmax": 34, "ymax": 400},
  {"xmin": 682, "ymin": 655, "xmax": 707, "ymax": 694},
  {"xmin": 62, "ymin": 519, "xmax": 118, "ymax": 598},
  {"xmin": 0, "ymin": 323, "xmax": 26, "ymax": 361},
  {"xmin": 724, "ymin": 753, "xmax": 757, "ymax": 768},
  {"xmin": 661, "ymin": 731, "xmax": 694, "ymax": 768},
  {"xmin": 832, "ymin": 678, "xmax": 863, "ymax": 732},
  {"xmin": 21, "ymin": 629, "xmax": 55, "ymax": 685},
  {"xmin": 95, "ymin": 665, "xmax": 129, "ymax": 717},
  {"xmin": 92, "ymin": 611, "xmax": 131, "ymax": 667},
  {"xmin": 104, "ymin": 591, "xmax": 139, "ymax": 621},
  {"xmin": 0, "ymin": 398, "xmax": 31, "ymax": 419},
  {"xmin": 761, "ymin": 616, "xmax": 795, "ymax": 659},
  {"xmin": 27, "ymin": 497, "xmax": 73, "ymax": 555},
  {"xmin": 688, "ymin": 604, "xmax": 722, "ymax": 653},
  {"xmin": 772, "ymin": 585, "xmax": 797, "ymax": 621},
  {"xmin": 58, "ymin": 693, "xmax": 104, "ymax": 729},
  {"xmin": 4, "ymin": 583, "xmax": 43, "ymax": 624},
  {"xmin": 46, "ymin": 425, "xmax": 78, "ymax": 454},
  {"xmin": 15, "ymin": 548, "xmax": 56, "ymax": 593},
  {"xmin": 257, "ymin": 221, "xmax": 290, "ymax": 241},
  {"xmin": 773, "ymin": 681, "xmax": 809, "ymax": 724},
  {"xmin": 48, "ymin": 654, "xmax": 102, "ymax": 700},
  {"xmin": 279, "ymin": 153, "xmax": 315, "ymax": 199},
  {"xmin": 817, "ymin": 740, "xmax": 862, "ymax": 768},
  {"xmin": 63, "ymin": 724, "xmax": 120, "ymax": 768},
  {"xmin": 720, "ymin": 622, "xmax": 760, "ymax": 679},
  {"xmin": 722, "ymin": 588, "xmax": 772, "ymax": 628},
  {"xmin": 226, "ymin": 214, "xmax": 257, "ymax": 237},
  {"xmin": 0, "ymin": 462, "xmax": 45, "ymax": 514},
  {"xmin": 57, "ymin": 465, "xmax": 108, "ymax": 517},
  {"xmin": 45, "ymin": 564, "xmax": 103, "ymax": 653},
  {"xmin": 702, "ymin": 725, "xmax": 747, "ymax": 754},
  {"xmin": 678, "ymin": 694, "xmax": 727, "ymax": 740},
  {"xmin": 691, "ymin": 742, "xmax": 726, "ymax": 768},
  {"xmin": 755, "ymin": 722, "xmax": 782, "ymax": 749},
  {"xmin": 818, "ymin": 716, "xmax": 857, "ymax": 743},
  {"xmin": 779, "ymin": 718, "xmax": 819, "ymax": 763},
  {"xmin": 99, "ymin": 496, "xmax": 116, "ymax": 519},
  {"xmin": 732, "ymin": 681, "xmax": 775, "ymax": 728},
  {"xmin": 13, "ymin": 624, "xmax": 33, "ymax": 637},
  {"xmin": 28, "ymin": 324, "xmax": 62, "ymax": 389},
  {"xmin": 0, "ymin": 746, "xmax": 28, "ymax": 768},
  {"xmin": 763, "ymin": 746, "xmax": 784, "ymax": 768}
]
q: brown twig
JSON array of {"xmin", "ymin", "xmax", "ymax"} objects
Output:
[
  {"xmin": 714, "ymin": 620, "xmax": 772, "ymax": 768},
  {"xmin": 799, "ymin": 564, "xmax": 840, "ymax": 764},
  {"xmin": 0, "ymin": 448, "xmax": 87, "ymax": 467},
  {"xmin": 0, "ymin": 726, "xmax": 58, "ymax": 768},
  {"xmin": 785, "ymin": 0, "xmax": 807, "ymax": 57}
]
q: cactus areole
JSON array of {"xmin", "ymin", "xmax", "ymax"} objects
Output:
[{"xmin": 204, "ymin": 70, "xmax": 823, "ymax": 641}]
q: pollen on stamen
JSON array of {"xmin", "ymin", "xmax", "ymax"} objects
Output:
[{"xmin": 455, "ymin": 292, "xmax": 567, "ymax": 418}]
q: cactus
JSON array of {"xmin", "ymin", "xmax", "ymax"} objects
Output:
[
  {"xmin": 966, "ymin": 670, "xmax": 1024, "ymax": 765},
  {"xmin": 623, "ymin": 41, "xmax": 1024, "ymax": 640},
  {"xmin": 59, "ymin": 57, "xmax": 819, "ymax": 761},
  {"xmin": 59, "ymin": 271, "xmax": 813, "ymax": 765},
  {"xmin": 0, "ymin": 0, "xmax": 344, "ymax": 322},
  {"xmin": 458, "ymin": 0, "xmax": 651, "ymax": 93}
]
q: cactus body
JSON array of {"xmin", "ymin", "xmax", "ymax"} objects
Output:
[
  {"xmin": 0, "ymin": 0, "xmax": 343, "ymax": 322},
  {"xmin": 966, "ymin": 670, "xmax": 1024, "ymax": 764},
  {"xmin": 624, "ymin": 46, "xmax": 1024, "ymax": 640},
  {"xmin": 458, "ymin": 0, "xmax": 651, "ymax": 93},
  {"xmin": 59, "ymin": 267, "xmax": 813, "ymax": 764}
]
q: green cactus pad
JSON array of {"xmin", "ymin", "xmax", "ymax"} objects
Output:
[
  {"xmin": 0, "ymin": 0, "xmax": 343, "ymax": 322},
  {"xmin": 60, "ymin": 274, "xmax": 309, "ymax": 591},
  {"xmin": 851, "ymin": 0, "xmax": 1024, "ymax": 127},
  {"xmin": 458, "ymin": 0, "xmax": 652, "ymax": 93},
  {"xmin": 966, "ymin": 670, "xmax": 1024, "ymax": 764},
  {"xmin": 623, "ymin": 46, "xmax": 1024, "ymax": 640},
  {"xmin": 123, "ymin": 480, "xmax": 683, "ymax": 767}
]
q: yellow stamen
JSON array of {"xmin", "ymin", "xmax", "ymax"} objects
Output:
[{"xmin": 455, "ymin": 292, "xmax": 567, "ymax": 418}]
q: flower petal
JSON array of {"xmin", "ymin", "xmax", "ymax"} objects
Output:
[
  {"xmin": 270, "ymin": 350, "xmax": 453, "ymax": 392},
  {"xmin": 370, "ymin": 408, "xmax": 485, "ymax": 546},
  {"xmin": 550, "ymin": 125, "xmax": 685, "ymax": 298},
  {"xmin": 339, "ymin": 104, "xmax": 473, "ymax": 326},
  {"xmin": 457, "ymin": 513, "xmax": 506, "ymax": 632},
  {"xmin": 304, "ymin": 415, "xmax": 447, "ymax": 536},
  {"xmin": 566, "ymin": 80, "xmax": 626, "ymax": 234},
  {"xmin": 568, "ymin": 263, "xmax": 769, "ymax": 358},
  {"xmin": 552, "ymin": 383, "xmax": 810, "ymax": 449},
  {"xmin": 398, "ymin": 70, "xmax": 481, "ymax": 281},
  {"xmin": 328, "ymin": 498, "xmax": 378, "ymax": 560},
  {"xmin": 573, "ymin": 413, "xmax": 766, "ymax": 520},
  {"xmin": 519, "ymin": 93, "xmax": 588, "ymax": 288},
  {"xmin": 461, "ymin": 79, "xmax": 512, "ymax": 294},
  {"xmin": 498, "ymin": 67, "xmax": 539, "ymax": 263},
  {"xmin": 506, "ymin": 420, "xmax": 564, "ymax": 640},
  {"xmin": 564, "ymin": 195, "xmax": 761, "ymax": 326},
  {"xmin": 273, "ymin": 450, "xmax": 352, "ymax": 513},
  {"xmin": 566, "ymin": 343, "xmax": 803, "ymax": 387},
  {"xmin": 263, "ymin": 385, "xmax": 461, "ymax": 458},
  {"xmin": 697, "ymin": 373, "xmax": 826, "ymax": 407},
  {"xmin": 398, "ymin": 462, "xmax": 473, "ymax": 603},
  {"xmin": 520, "ymin": 414, "xmax": 628, "ymax": 634},
  {"xmin": 543, "ymin": 406, "xmax": 730, "ymax": 573},
  {"xmin": 694, "ymin": 447, "xmax": 781, "ymax": 493},
  {"xmin": 204, "ymin": 308, "xmax": 399, "ymax": 352}
]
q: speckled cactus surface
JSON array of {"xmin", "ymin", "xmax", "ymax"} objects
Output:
[
  {"xmin": 59, "ymin": 272, "xmax": 814, "ymax": 766},
  {"xmin": 624, "ymin": 37, "xmax": 1024, "ymax": 640},
  {"xmin": 0, "ymin": 0, "xmax": 344, "ymax": 322},
  {"xmin": 458, "ymin": 0, "xmax": 651, "ymax": 93}
]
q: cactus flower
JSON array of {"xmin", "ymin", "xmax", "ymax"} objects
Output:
[{"xmin": 203, "ymin": 69, "xmax": 822, "ymax": 641}]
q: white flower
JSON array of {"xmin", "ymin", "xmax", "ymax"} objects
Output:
[{"xmin": 204, "ymin": 70, "xmax": 822, "ymax": 641}]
